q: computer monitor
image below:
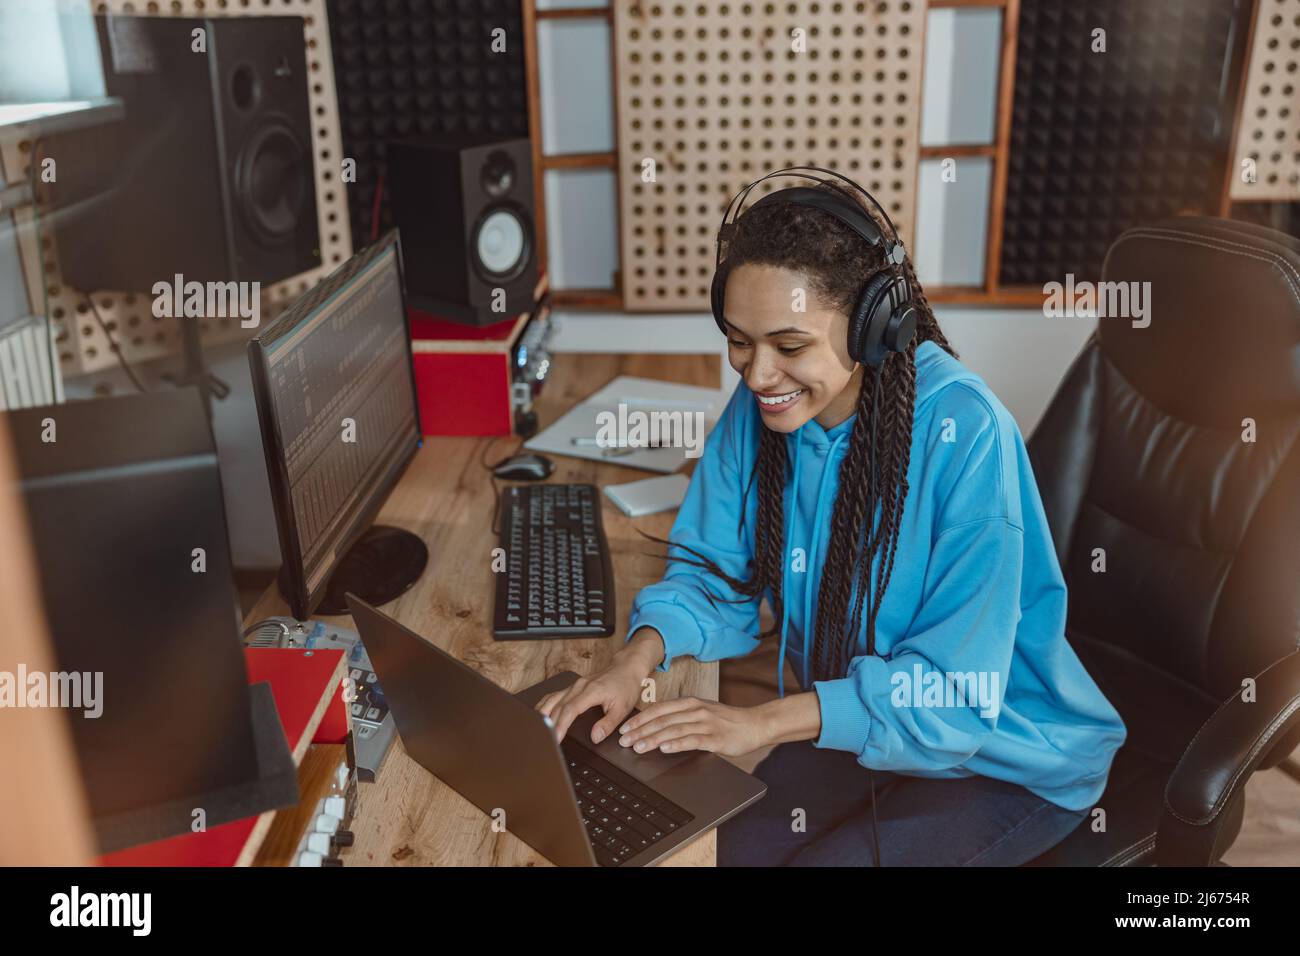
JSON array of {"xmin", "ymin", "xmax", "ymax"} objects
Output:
[
  {"xmin": 5, "ymin": 386, "xmax": 297, "ymax": 853},
  {"xmin": 248, "ymin": 230, "xmax": 427, "ymax": 620}
]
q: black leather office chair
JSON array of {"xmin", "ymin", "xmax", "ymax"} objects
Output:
[{"xmin": 1023, "ymin": 216, "xmax": 1300, "ymax": 866}]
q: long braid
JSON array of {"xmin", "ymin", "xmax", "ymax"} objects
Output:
[
  {"xmin": 644, "ymin": 425, "xmax": 789, "ymax": 637},
  {"xmin": 751, "ymin": 427, "xmax": 788, "ymax": 636},
  {"xmin": 867, "ymin": 348, "xmax": 916, "ymax": 656},
  {"xmin": 813, "ymin": 366, "xmax": 877, "ymax": 681}
]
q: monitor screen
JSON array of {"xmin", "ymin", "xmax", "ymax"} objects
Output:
[{"xmin": 249, "ymin": 233, "xmax": 422, "ymax": 618}]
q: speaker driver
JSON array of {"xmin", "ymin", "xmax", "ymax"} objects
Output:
[
  {"xmin": 237, "ymin": 120, "xmax": 309, "ymax": 245},
  {"xmin": 481, "ymin": 150, "xmax": 516, "ymax": 198},
  {"xmin": 473, "ymin": 206, "xmax": 529, "ymax": 280}
]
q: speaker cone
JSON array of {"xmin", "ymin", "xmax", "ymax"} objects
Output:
[
  {"xmin": 236, "ymin": 119, "xmax": 309, "ymax": 246},
  {"xmin": 473, "ymin": 205, "xmax": 530, "ymax": 281}
]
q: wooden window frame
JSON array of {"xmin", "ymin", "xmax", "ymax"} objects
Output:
[{"xmin": 524, "ymin": 3, "xmax": 623, "ymax": 310}]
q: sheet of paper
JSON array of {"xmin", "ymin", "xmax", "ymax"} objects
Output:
[{"xmin": 525, "ymin": 375, "xmax": 727, "ymax": 474}]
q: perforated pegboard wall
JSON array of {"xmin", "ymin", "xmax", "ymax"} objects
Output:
[
  {"xmin": 0, "ymin": 0, "xmax": 352, "ymax": 382},
  {"xmin": 1230, "ymin": 0, "xmax": 1300, "ymax": 201},
  {"xmin": 613, "ymin": 0, "xmax": 927, "ymax": 312}
]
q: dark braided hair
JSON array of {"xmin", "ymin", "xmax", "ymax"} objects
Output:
[{"xmin": 654, "ymin": 180, "xmax": 957, "ymax": 683}]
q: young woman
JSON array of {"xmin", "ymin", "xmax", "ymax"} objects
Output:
[{"xmin": 536, "ymin": 175, "xmax": 1127, "ymax": 867}]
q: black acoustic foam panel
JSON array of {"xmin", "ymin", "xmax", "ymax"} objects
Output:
[
  {"xmin": 326, "ymin": 0, "xmax": 531, "ymax": 244},
  {"xmin": 1000, "ymin": 0, "xmax": 1250, "ymax": 286}
]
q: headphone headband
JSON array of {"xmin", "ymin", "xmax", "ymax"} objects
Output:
[{"xmin": 715, "ymin": 164, "xmax": 905, "ymax": 268}]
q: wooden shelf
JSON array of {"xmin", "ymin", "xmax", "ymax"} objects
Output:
[
  {"xmin": 541, "ymin": 151, "xmax": 617, "ymax": 170},
  {"xmin": 536, "ymin": 6, "xmax": 612, "ymax": 20},
  {"xmin": 0, "ymin": 97, "xmax": 123, "ymax": 145},
  {"xmin": 252, "ymin": 744, "xmax": 348, "ymax": 868},
  {"xmin": 918, "ymin": 143, "xmax": 998, "ymax": 159}
]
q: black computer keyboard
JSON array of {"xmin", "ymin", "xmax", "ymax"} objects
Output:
[
  {"xmin": 493, "ymin": 484, "xmax": 616, "ymax": 639},
  {"xmin": 562, "ymin": 738, "xmax": 695, "ymax": 867}
]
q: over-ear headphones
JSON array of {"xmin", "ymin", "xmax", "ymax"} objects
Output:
[{"xmin": 711, "ymin": 165, "xmax": 918, "ymax": 369}]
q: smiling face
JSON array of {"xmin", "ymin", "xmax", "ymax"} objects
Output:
[{"xmin": 722, "ymin": 262, "xmax": 864, "ymax": 432}]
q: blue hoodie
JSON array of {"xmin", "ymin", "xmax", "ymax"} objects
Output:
[{"xmin": 625, "ymin": 340, "xmax": 1127, "ymax": 812}]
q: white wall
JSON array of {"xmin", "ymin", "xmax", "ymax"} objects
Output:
[
  {"xmin": 929, "ymin": 308, "xmax": 1096, "ymax": 439},
  {"xmin": 0, "ymin": 0, "xmax": 105, "ymax": 333},
  {"xmin": 0, "ymin": 0, "xmax": 104, "ymax": 102}
]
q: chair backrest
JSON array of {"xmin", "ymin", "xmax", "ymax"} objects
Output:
[{"xmin": 1027, "ymin": 216, "xmax": 1300, "ymax": 712}]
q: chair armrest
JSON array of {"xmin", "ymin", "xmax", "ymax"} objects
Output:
[{"xmin": 1157, "ymin": 650, "xmax": 1300, "ymax": 865}]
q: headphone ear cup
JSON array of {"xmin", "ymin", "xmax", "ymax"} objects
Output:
[
  {"xmin": 711, "ymin": 269, "xmax": 727, "ymax": 334},
  {"xmin": 887, "ymin": 305, "xmax": 918, "ymax": 354},
  {"xmin": 849, "ymin": 271, "xmax": 898, "ymax": 366}
]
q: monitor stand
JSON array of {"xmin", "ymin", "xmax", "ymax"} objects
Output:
[{"xmin": 282, "ymin": 525, "xmax": 429, "ymax": 616}]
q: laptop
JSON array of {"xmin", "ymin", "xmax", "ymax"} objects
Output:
[{"xmin": 346, "ymin": 594, "xmax": 767, "ymax": 867}]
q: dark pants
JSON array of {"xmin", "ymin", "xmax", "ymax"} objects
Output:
[{"xmin": 717, "ymin": 741, "xmax": 1088, "ymax": 866}]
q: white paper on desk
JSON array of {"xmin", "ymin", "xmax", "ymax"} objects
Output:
[
  {"xmin": 604, "ymin": 474, "xmax": 691, "ymax": 517},
  {"xmin": 524, "ymin": 375, "xmax": 726, "ymax": 474}
]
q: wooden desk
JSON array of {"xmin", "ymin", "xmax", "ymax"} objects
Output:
[{"xmin": 245, "ymin": 352, "xmax": 721, "ymax": 867}]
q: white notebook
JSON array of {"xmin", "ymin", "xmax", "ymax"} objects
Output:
[{"xmin": 603, "ymin": 474, "xmax": 691, "ymax": 517}]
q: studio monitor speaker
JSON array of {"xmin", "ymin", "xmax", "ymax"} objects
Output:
[
  {"xmin": 387, "ymin": 133, "xmax": 538, "ymax": 326},
  {"xmin": 50, "ymin": 16, "xmax": 321, "ymax": 293}
]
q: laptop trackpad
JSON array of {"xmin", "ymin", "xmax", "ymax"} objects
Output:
[{"xmin": 568, "ymin": 706, "xmax": 695, "ymax": 783}]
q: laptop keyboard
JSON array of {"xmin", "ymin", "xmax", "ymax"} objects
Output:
[{"xmin": 561, "ymin": 739, "xmax": 695, "ymax": 867}]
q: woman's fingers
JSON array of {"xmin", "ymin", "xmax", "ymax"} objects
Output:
[
  {"xmin": 619, "ymin": 704, "xmax": 707, "ymax": 748},
  {"xmin": 658, "ymin": 733, "xmax": 713, "ymax": 754},
  {"xmin": 550, "ymin": 684, "xmax": 606, "ymax": 742},
  {"xmin": 631, "ymin": 722, "xmax": 715, "ymax": 754},
  {"xmin": 619, "ymin": 697, "xmax": 700, "ymax": 738},
  {"xmin": 535, "ymin": 682, "xmax": 579, "ymax": 726},
  {"xmin": 544, "ymin": 685, "xmax": 713, "ymax": 751},
  {"xmin": 590, "ymin": 700, "xmax": 633, "ymax": 745}
]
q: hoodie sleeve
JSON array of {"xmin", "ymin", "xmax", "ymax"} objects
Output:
[
  {"xmin": 624, "ymin": 386, "xmax": 763, "ymax": 671},
  {"xmin": 812, "ymin": 393, "xmax": 1023, "ymax": 771},
  {"xmin": 812, "ymin": 516, "xmax": 1022, "ymax": 770}
]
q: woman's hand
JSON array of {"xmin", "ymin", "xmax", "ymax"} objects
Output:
[
  {"xmin": 535, "ymin": 627, "xmax": 666, "ymax": 745},
  {"xmin": 615, "ymin": 697, "xmax": 774, "ymax": 758}
]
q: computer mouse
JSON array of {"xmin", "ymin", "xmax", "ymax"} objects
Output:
[{"xmin": 493, "ymin": 453, "xmax": 555, "ymax": 482}]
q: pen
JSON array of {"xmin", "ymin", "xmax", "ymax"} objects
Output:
[{"xmin": 571, "ymin": 437, "xmax": 670, "ymax": 449}]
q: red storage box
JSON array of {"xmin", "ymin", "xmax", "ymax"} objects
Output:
[{"xmin": 408, "ymin": 309, "xmax": 528, "ymax": 436}]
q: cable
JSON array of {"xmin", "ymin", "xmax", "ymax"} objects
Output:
[
  {"xmin": 241, "ymin": 619, "xmax": 289, "ymax": 642},
  {"xmin": 865, "ymin": 364, "xmax": 884, "ymax": 868},
  {"xmin": 479, "ymin": 435, "xmax": 526, "ymax": 537},
  {"xmin": 85, "ymin": 294, "xmax": 149, "ymax": 393}
]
